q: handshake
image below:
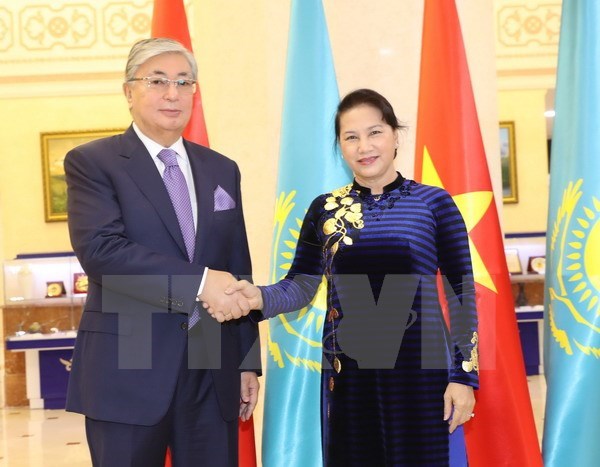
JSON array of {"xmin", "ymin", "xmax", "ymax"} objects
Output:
[{"xmin": 197, "ymin": 269, "xmax": 263, "ymax": 323}]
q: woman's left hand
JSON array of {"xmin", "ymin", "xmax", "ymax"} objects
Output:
[{"xmin": 443, "ymin": 382, "xmax": 475, "ymax": 433}]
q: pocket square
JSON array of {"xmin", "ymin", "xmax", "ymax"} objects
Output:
[{"xmin": 214, "ymin": 185, "xmax": 236, "ymax": 211}]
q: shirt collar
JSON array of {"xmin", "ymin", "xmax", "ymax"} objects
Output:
[{"xmin": 132, "ymin": 123, "xmax": 188, "ymax": 166}]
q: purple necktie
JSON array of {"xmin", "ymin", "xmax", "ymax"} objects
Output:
[{"xmin": 158, "ymin": 149, "xmax": 200, "ymax": 327}]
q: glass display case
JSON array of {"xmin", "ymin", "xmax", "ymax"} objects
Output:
[
  {"xmin": 3, "ymin": 253, "xmax": 86, "ymax": 304},
  {"xmin": 505, "ymin": 233, "xmax": 546, "ymax": 376},
  {"xmin": 2, "ymin": 253, "xmax": 85, "ymax": 407}
]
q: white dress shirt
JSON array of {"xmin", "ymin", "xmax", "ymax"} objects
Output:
[{"xmin": 132, "ymin": 123, "xmax": 207, "ymax": 296}]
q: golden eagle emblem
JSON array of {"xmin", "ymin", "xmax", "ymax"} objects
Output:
[{"xmin": 548, "ymin": 179, "xmax": 600, "ymax": 357}]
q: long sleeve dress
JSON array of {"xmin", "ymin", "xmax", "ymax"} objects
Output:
[{"xmin": 259, "ymin": 174, "xmax": 479, "ymax": 466}]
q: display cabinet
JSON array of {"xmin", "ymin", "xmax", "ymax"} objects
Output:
[
  {"xmin": 3, "ymin": 253, "xmax": 85, "ymax": 408},
  {"xmin": 3, "ymin": 253, "xmax": 86, "ymax": 306},
  {"xmin": 505, "ymin": 233, "xmax": 546, "ymax": 376},
  {"xmin": 511, "ymin": 274, "xmax": 545, "ymax": 375}
]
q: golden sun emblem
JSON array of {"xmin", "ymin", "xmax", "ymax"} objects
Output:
[
  {"xmin": 268, "ymin": 190, "xmax": 326, "ymax": 372},
  {"xmin": 548, "ymin": 179, "xmax": 600, "ymax": 357}
]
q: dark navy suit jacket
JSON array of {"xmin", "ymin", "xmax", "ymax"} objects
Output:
[{"xmin": 64, "ymin": 125, "xmax": 259, "ymax": 425}]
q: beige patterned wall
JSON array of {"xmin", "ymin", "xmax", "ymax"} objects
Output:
[
  {"xmin": 495, "ymin": 0, "xmax": 562, "ymax": 89},
  {"xmin": 0, "ymin": 0, "xmax": 560, "ymax": 95},
  {"xmin": 0, "ymin": 0, "xmax": 189, "ymax": 97}
]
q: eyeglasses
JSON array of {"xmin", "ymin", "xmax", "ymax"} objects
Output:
[{"xmin": 128, "ymin": 76, "xmax": 197, "ymax": 94}]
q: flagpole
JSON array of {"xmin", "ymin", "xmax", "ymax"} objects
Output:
[
  {"xmin": 262, "ymin": 1, "xmax": 350, "ymax": 466},
  {"xmin": 414, "ymin": 1, "xmax": 542, "ymax": 465},
  {"xmin": 151, "ymin": 1, "xmax": 256, "ymax": 465}
]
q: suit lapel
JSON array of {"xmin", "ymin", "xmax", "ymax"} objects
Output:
[
  {"xmin": 120, "ymin": 127, "xmax": 189, "ymax": 259},
  {"xmin": 186, "ymin": 141, "xmax": 214, "ymax": 264}
]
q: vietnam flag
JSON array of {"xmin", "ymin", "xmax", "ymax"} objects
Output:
[
  {"xmin": 152, "ymin": 0, "xmax": 209, "ymax": 146},
  {"xmin": 414, "ymin": 1, "xmax": 542, "ymax": 466},
  {"xmin": 152, "ymin": 1, "xmax": 257, "ymax": 466}
]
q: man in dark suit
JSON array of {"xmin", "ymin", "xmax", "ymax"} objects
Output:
[{"xmin": 64, "ymin": 38, "xmax": 260, "ymax": 467}]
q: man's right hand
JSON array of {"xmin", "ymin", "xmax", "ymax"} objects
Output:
[
  {"xmin": 198, "ymin": 269, "xmax": 251, "ymax": 323},
  {"xmin": 225, "ymin": 280, "xmax": 263, "ymax": 311}
]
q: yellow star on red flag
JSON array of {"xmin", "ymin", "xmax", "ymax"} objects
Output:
[{"xmin": 421, "ymin": 146, "xmax": 496, "ymax": 292}]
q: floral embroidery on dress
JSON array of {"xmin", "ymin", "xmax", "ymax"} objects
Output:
[
  {"xmin": 356, "ymin": 179, "xmax": 414, "ymax": 221},
  {"xmin": 322, "ymin": 184, "xmax": 366, "ymax": 376},
  {"xmin": 461, "ymin": 331, "xmax": 479, "ymax": 374},
  {"xmin": 322, "ymin": 184, "xmax": 364, "ymax": 256},
  {"xmin": 399, "ymin": 180, "xmax": 416, "ymax": 198},
  {"xmin": 364, "ymin": 192, "xmax": 399, "ymax": 221}
]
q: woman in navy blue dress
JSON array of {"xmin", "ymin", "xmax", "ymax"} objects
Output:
[{"xmin": 219, "ymin": 89, "xmax": 478, "ymax": 466}]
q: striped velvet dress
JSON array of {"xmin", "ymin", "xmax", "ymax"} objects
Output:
[{"xmin": 260, "ymin": 175, "xmax": 479, "ymax": 466}]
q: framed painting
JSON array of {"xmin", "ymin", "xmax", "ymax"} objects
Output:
[
  {"xmin": 40, "ymin": 129, "xmax": 123, "ymax": 222},
  {"xmin": 505, "ymin": 248, "xmax": 522, "ymax": 274},
  {"xmin": 499, "ymin": 121, "xmax": 518, "ymax": 203}
]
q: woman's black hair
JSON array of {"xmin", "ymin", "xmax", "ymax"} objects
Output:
[{"xmin": 334, "ymin": 88, "xmax": 406, "ymax": 141}]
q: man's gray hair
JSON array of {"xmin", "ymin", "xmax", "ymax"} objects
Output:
[{"xmin": 125, "ymin": 38, "xmax": 198, "ymax": 82}]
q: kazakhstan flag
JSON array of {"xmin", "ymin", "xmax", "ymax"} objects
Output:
[
  {"xmin": 543, "ymin": 1, "xmax": 600, "ymax": 466},
  {"xmin": 261, "ymin": 1, "xmax": 351, "ymax": 466}
]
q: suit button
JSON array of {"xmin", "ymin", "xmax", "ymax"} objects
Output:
[{"xmin": 180, "ymin": 322, "xmax": 188, "ymax": 331}]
